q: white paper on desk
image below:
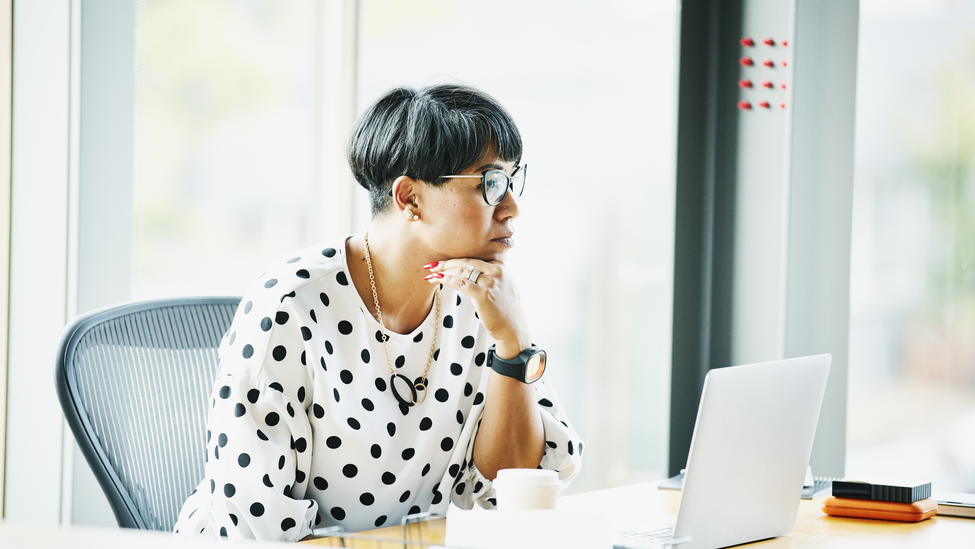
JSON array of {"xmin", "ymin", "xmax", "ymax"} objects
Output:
[{"xmin": 445, "ymin": 507, "xmax": 611, "ymax": 549}]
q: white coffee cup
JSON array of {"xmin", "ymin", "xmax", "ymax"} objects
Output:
[{"xmin": 493, "ymin": 468, "xmax": 563, "ymax": 510}]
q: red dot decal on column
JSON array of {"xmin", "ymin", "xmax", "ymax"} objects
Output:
[
  {"xmin": 758, "ymin": 100, "xmax": 770, "ymax": 109},
  {"xmin": 762, "ymin": 59, "xmax": 774, "ymax": 67},
  {"xmin": 740, "ymin": 57, "xmax": 754, "ymax": 66},
  {"xmin": 782, "ymin": 39, "xmax": 789, "ymax": 46},
  {"xmin": 740, "ymin": 37, "xmax": 754, "ymax": 47},
  {"xmin": 738, "ymin": 100, "xmax": 752, "ymax": 110},
  {"xmin": 780, "ymin": 102, "xmax": 787, "ymax": 109},
  {"xmin": 739, "ymin": 78, "xmax": 753, "ymax": 88},
  {"xmin": 761, "ymin": 79, "xmax": 773, "ymax": 88},
  {"xmin": 782, "ymin": 60, "xmax": 789, "ymax": 67},
  {"xmin": 762, "ymin": 37, "xmax": 775, "ymax": 46},
  {"xmin": 780, "ymin": 82, "xmax": 787, "ymax": 89}
]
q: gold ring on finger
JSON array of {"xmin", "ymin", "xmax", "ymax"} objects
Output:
[{"xmin": 467, "ymin": 268, "xmax": 482, "ymax": 284}]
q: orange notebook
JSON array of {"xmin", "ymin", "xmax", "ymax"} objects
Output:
[{"xmin": 822, "ymin": 496, "xmax": 938, "ymax": 522}]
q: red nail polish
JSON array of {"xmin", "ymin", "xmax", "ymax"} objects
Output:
[
  {"xmin": 423, "ymin": 273, "xmax": 444, "ymax": 280},
  {"xmin": 423, "ymin": 262, "xmax": 439, "ymax": 269}
]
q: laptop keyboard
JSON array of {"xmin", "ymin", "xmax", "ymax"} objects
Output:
[{"xmin": 613, "ymin": 525, "xmax": 675, "ymax": 549}]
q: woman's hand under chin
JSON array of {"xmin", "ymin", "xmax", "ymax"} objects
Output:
[{"xmin": 422, "ymin": 258, "xmax": 531, "ymax": 359}]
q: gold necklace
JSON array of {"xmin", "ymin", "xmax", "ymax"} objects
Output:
[{"xmin": 363, "ymin": 231, "xmax": 441, "ymax": 406}]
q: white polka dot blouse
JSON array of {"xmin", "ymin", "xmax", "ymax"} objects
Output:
[{"xmin": 173, "ymin": 240, "xmax": 583, "ymax": 541}]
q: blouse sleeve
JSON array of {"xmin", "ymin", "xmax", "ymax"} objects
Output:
[
  {"xmin": 448, "ymin": 376, "xmax": 584, "ymax": 510},
  {"xmin": 174, "ymin": 301, "xmax": 320, "ymax": 542}
]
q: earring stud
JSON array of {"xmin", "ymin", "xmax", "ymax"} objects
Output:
[{"xmin": 404, "ymin": 208, "xmax": 419, "ymax": 221}]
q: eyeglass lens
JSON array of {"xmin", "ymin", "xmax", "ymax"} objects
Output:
[{"xmin": 483, "ymin": 165, "xmax": 527, "ymax": 206}]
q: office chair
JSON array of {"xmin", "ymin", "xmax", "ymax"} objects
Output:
[{"xmin": 55, "ymin": 297, "xmax": 240, "ymax": 531}]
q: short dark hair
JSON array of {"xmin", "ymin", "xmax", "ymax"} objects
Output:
[{"xmin": 347, "ymin": 83, "xmax": 523, "ymax": 215}]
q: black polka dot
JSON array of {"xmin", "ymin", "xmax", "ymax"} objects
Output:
[
  {"xmin": 361, "ymin": 398, "xmax": 375, "ymax": 412},
  {"xmin": 295, "ymin": 438, "xmax": 307, "ymax": 452},
  {"xmin": 333, "ymin": 388, "xmax": 341, "ymax": 402},
  {"xmin": 456, "ymin": 410, "xmax": 464, "ymax": 424},
  {"xmin": 210, "ymin": 479, "xmax": 215, "ymax": 493},
  {"xmin": 443, "ymin": 315, "xmax": 454, "ymax": 328},
  {"xmin": 313, "ymin": 403, "xmax": 325, "ymax": 419},
  {"xmin": 475, "ymin": 353, "xmax": 486, "ymax": 366},
  {"xmin": 361, "ymin": 349, "xmax": 370, "ymax": 363},
  {"xmin": 413, "ymin": 332, "xmax": 423, "ymax": 343},
  {"xmin": 340, "ymin": 370, "xmax": 353, "ymax": 384},
  {"xmin": 219, "ymin": 386, "xmax": 231, "ymax": 399},
  {"xmin": 456, "ymin": 294, "xmax": 461, "ymax": 306},
  {"xmin": 455, "ymin": 482, "xmax": 466, "ymax": 495},
  {"xmin": 297, "ymin": 386, "xmax": 305, "ymax": 402},
  {"xmin": 336, "ymin": 271, "xmax": 349, "ymax": 285},
  {"xmin": 287, "ymin": 256, "xmax": 301, "ymax": 264},
  {"xmin": 264, "ymin": 278, "xmax": 278, "ymax": 289},
  {"xmin": 272, "ymin": 345, "xmax": 287, "ymax": 361},
  {"xmin": 224, "ymin": 483, "xmax": 235, "ymax": 497},
  {"xmin": 375, "ymin": 330, "xmax": 387, "ymax": 343},
  {"xmin": 283, "ymin": 484, "xmax": 291, "ymax": 497},
  {"xmin": 247, "ymin": 389, "xmax": 260, "ymax": 403},
  {"xmin": 242, "ymin": 345, "xmax": 254, "ymax": 359},
  {"xmin": 435, "ymin": 389, "xmax": 449, "ymax": 402},
  {"xmin": 343, "ymin": 464, "xmax": 358, "ymax": 478},
  {"xmin": 263, "ymin": 474, "xmax": 274, "ymax": 487},
  {"xmin": 229, "ymin": 331, "xmax": 236, "ymax": 345},
  {"xmin": 359, "ymin": 492, "xmax": 375, "ymax": 506},
  {"xmin": 260, "ymin": 317, "xmax": 272, "ymax": 331},
  {"xmin": 300, "ymin": 326, "xmax": 312, "ymax": 341},
  {"xmin": 322, "ymin": 247, "xmax": 336, "ymax": 257},
  {"xmin": 399, "ymin": 402, "xmax": 410, "ymax": 416},
  {"xmin": 461, "ymin": 336, "xmax": 475, "ymax": 348},
  {"xmin": 400, "ymin": 490, "xmax": 412, "ymax": 503},
  {"xmin": 218, "ymin": 433, "xmax": 228, "ymax": 447},
  {"xmin": 474, "ymin": 481, "xmax": 483, "ymax": 493},
  {"xmin": 309, "ymin": 309, "xmax": 317, "ymax": 323},
  {"xmin": 281, "ymin": 518, "xmax": 296, "ymax": 531},
  {"xmin": 220, "ymin": 527, "xmax": 227, "ymax": 537},
  {"xmin": 376, "ymin": 377, "xmax": 387, "ymax": 391},
  {"xmin": 387, "ymin": 422, "xmax": 396, "ymax": 436},
  {"xmin": 348, "ymin": 417, "xmax": 361, "ymax": 430},
  {"xmin": 295, "ymin": 469, "xmax": 306, "ymax": 483},
  {"xmin": 399, "ymin": 447, "xmax": 415, "ymax": 460},
  {"xmin": 270, "ymin": 382, "xmax": 284, "ymax": 392},
  {"xmin": 433, "ymin": 349, "xmax": 440, "ymax": 361},
  {"xmin": 243, "ymin": 301, "xmax": 253, "ymax": 313},
  {"xmin": 275, "ymin": 311, "xmax": 289, "ymax": 325},
  {"xmin": 265, "ymin": 412, "xmax": 279, "ymax": 426},
  {"xmin": 238, "ymin": 453, "xmax": 250, "ymax": 467},
  {"xmin": 278, "ymin": 455, "xmax": 285, "ymax": 469},
  {"xmin": 441, "ymin": 437, "xmax": 454, "ymax": 451},
  {"xmin": 250, "ymin": 502, "xmax": 264, "ymax": 517},
  {"xmin": 338, "ymin": 321, "xmax": 353, "ymax": 335},
  {"xmin": 257, "ymin": 429, "xmax": 268, "ymax": 441},
  {"xmin": 419, "ymin": 417, "xmax": 432, "ymax": 431},
  {"xmin": 375, "ymin": 515, "xmax": 387, "ymax": 527},
  {"xmin": 326, "ymin": 436, "xmax": 341, "ymax": 449},
  {"xmin": 568, "ymin": 440, "xmax": 575, "ymax": 455},
  {"xmin": 473, "ymin": 392, "xmax": 484, "ymax": 405},
  {"xmin": 448, "ymin": 464, "xmax": 459, "ymax": 478},
  {"xmin": 464, "ymin": 383, "xmax": 473, "ymax": 397},
  {"xmin": 325, "ymin": 340, "xmax": 334, "ymax": 354},
  {"xmin": 450, "ymin": 363, "xmax": 463, "ymax": 376},
  {"xmin": 422, "ymin": 463, "xmax": 431, "ymax": 476},
  {"xmin": 579, "ymin": 442, "xmax": 585, "ymax": 455},
  {"xmin": 538, "ymin": 398, "xmax": 553, "ymax": 407},
  {"xmin": 314, "ymin": 476, "xmax": 327, "ymax": 490},
  {"xmin": 369, "ymin": 444, "xmax": 382, "ymax": 459},
  {"xmin": 395, "ymin": 355, "xmax": 405, "ymax": 368},
  {"xmin": 280, "ymin": 291, "xmax": 296, "ymax": 302},
  {"xmin": 320, "ymin": 356, "xmax": 327, "ymax": 371},
  {"xmin": 382, "ymin": 471, "xmax": 396, "ymax": 485},
  {"xmin": 234, "ymin": 403, "xmax": 245, "ymax": 417},
  {"xmin": 296, "ymin": 269, "xmax": 310, "ymax": 279}
]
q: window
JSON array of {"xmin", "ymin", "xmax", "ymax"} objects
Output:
[
  {"xmin": 358, "ymin": 0, "xmax": 680, "ymax": 492},
  {"xmin": 848, "ymin": 0, "xmax": 975, "ymax": 491}
]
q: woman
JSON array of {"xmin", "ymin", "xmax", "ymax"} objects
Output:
[{"xmin": 174, "ymin": 83, "xmax": 582, "ymax": 541}]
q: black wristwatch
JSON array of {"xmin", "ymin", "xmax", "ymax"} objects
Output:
[{"xmin": 487, "ymin": 344, "xmax": 546, "ymax": 384}]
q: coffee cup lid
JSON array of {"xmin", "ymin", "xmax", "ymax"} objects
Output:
[{"xmin": 495, "ymin": 468, "xmax": 561, "ymax": 487}]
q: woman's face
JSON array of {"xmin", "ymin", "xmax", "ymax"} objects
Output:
[{"xmin": 417, "ymin": 151, "xmax": 520, "ymax": 262}]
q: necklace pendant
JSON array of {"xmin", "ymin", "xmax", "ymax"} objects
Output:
[{"xmin": 390, "ymin": 373, "xmax": 417, "ymax": 407}]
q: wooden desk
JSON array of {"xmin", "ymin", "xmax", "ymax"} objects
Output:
[{"xmin": 304, "ymin": 480, "xmax": 975, "ymax": 548}]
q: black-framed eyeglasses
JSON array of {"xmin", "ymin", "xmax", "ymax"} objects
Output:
[{"xmin": 442, "ymin": 164, "xmax": 527, "ymax": 206}]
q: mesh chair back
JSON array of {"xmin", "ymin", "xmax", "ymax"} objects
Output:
[{"xmin": 55, "ymin": 297, "xmax": 239, "ymax": 531}]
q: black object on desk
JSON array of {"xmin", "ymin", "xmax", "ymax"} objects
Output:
[{"xmin": 832, "ymin": 479, "xmax": 931, "ymax": 503}]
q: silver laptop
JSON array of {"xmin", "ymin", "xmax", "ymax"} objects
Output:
[{"xmin": 616, "ymin": 354, "xmax": 831, "ymax": 549}]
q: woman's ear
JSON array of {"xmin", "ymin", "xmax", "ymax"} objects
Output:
[{"xmin": 391, "ymin": 175, "xmax": 421, "ymax": 221}]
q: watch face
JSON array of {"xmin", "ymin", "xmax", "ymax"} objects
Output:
[{"xmin": 526, "ymin": 350, "xmax": 546, "ymax": 383}]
